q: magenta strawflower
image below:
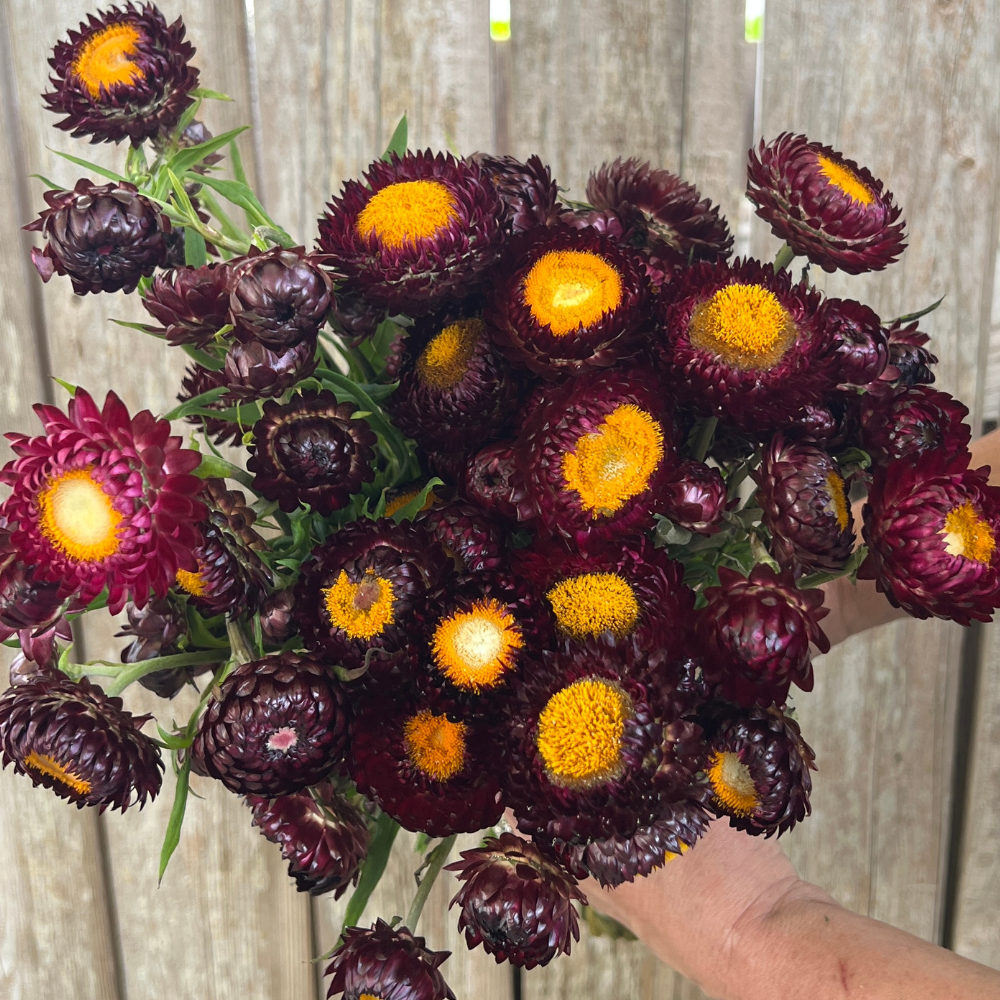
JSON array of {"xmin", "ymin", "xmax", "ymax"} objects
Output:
[{"xmin": 1, "ymin": 389, "xmax": 205, "ymax": 614}]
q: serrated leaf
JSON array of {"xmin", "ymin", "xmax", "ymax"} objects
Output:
[
  {"xmin": 382, "ymin": 114, "xmax": 408, "ymax": 161},
  {"xmin": 159, "ymin": 756, "xmax": 191, "ymax": 883},
  {"xmin": 166, "ymin": 125, "xmax": 249, "ymax": 177},
  {"xmin": 184, "ymin": 227, "xmax": 208, "ymax": 267},
  {"xmin": 50, "ymin": 148, "xmax": 128, "ymax": 183}
]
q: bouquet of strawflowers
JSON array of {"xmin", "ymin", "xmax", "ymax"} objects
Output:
[{"xmin": 3, "ymin": 3, "xmax": 998, "ymax": 992}]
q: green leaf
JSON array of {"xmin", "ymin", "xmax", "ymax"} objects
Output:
[
  {"xmin": 166, "ymin": 167, "xmax": 198, "ymax": 220},
  {"xmin": 184, "ymin": 227, "xmax": 208, "ymax": 267},
  {"xmin": 185, "ymin": 606, "xmax": 233, "ymax": 649},
  {"xmin": 52, "ymin": 377, "xmax": 78, "ymax": 396},
  {"xmin": 159, "ymin": 756, "xmax": 191, "ymax": 883},
  {"xmin": 392, "ymin": 478, "xmax": 443, "ymax": 523},
  {"xmin": 156, "ymin": 724, "xmax": 194, "ymax": 750},
  {"xmin": 581, "ymin": 905, "xmax": 638, "ymax": 941},
  {"xmin": 190, "ymin": 87, "xmax": 233, "ymax": 102},
  {"xmin": 174, "ymin": 96, "xmax": 203, "ymax": 136},
  {"xmin": 30, "ymin": 173, "xmax": 61, "ymax": 190},
  {"xmin": 181, "ymin": 343, "xmax": 225, "ymax": 371},
  {"xmin": 50, "ymin": 148, "xmax": 128, "ymax": 183},
  {"xmin": 382, "ymin": 114, "xmax": 408, "ymax": 161},
  {"xmin": 166, "ymin": 125, "xmax": 250, "ymax": 177},
  {"xmin": 229, "ymin": 139, "xmax": 249, "ymax": 187},
  {"xmin": 195, "ymin": 173, "xmax": 271, "ymax": 229},
  {"xmin": 163, "ymin": 386, "xmax": 228, "ymax": 422},
  {"xmin": 891, "ymin": 295, "xmax": 945, "ymax": 326},
  {"xmin": 193, "ymin": 454, "xmax": 255, "ymax": 488},
  {"xmin": 340, "ymin": 813, "xmax": 400, "ymax": 941}
]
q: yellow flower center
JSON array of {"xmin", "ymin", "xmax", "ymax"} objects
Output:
[
  {"xmin": 416, "ymin": 319, "xmax": 484, "ymax": 389},
  {"xmin": 323, "ymin": 569, "xmax": 396, "ymax": 640},
  {"xmin": 561, "ymin": 404, "xmax": 664, "ymax": 517},
  {"xmin": 826, "ymin": 470, "xmax": 850, "ymax": 531},
  {"xmin": 431, "ymin": 597, "xmax": 523, "ymax": 692},
  {"xmin": 816, "ymin": 154, "xmax": 875, "ymax": 206},
  {"xmin": 71, "ymin": 22, "xmax": 144, "ymax": 98},
  {"xmin": 24, "ymin": 750, "xmax": 92, "ymax": 796},
  {"xmin": 546, "ymin": 572, "xmax": 640, "ymax": 640},
  {"xmin": 707, "ymin": 750, "xmax": 759, "ymax": 817},
  {"xmin": 37, "ymin": 468, "xmax": 122, "ymax": 563},
  {"xmin": 175, "ymin": 567, "xmax": 208, "ymax": 598},
  {"xmin": 384, "ymin": 487, "xmax": 438, "ymax": 519},
  {"xmin": 942, "ymin": 501, "xmax": 996, "ymax": 565},
  {"xmin": 536, "ymin": 678, "xmax": 630, "ymax": 789},
  {"xmin": 356, "ymin": 180, "xmax": 458, "ymax": 249},
  {"xmin": 522, "ymin": 250, "xmax": 624, "ymax": 336},
  {"xmin": 689, "ymin": 283, "xmax": 796, "ymax": 371},
  {"xmin": 403, "ymin": 710, "xmax": 467, "ymax": 781}
]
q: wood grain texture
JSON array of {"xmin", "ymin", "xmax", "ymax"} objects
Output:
[
  {"xmin": 953, "ymin": 621, "xmax": 1000, "ymax": 965},
  {"xmin": 753, "ymin": 0, "xmax": 1000, "ymax": 948}
]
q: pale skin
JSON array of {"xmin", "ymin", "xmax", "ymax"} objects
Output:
[{"xmin": 583, "ymin": 428, "xmax": 1000, "ymax": 1000}]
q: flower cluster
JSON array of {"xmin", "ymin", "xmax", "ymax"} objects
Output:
[{"xmin": 3, "ymin": 7, "xmax": 995, "ymax": 996}]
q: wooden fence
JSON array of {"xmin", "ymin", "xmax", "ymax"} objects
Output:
[{"xmin": 1, "ymin": 1, "xmax": 999, "ymax": 998}]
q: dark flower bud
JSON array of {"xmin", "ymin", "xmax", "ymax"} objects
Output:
[
  {"xmin": 25, "ymin": 179, "xmax": 170, "ymax": 294},
  {"xmin": 230, "ymin": 247, "xmax": 332, "ymax": 349},
  {"xmin": 222, "ymin": 338, "xmax": 318, "ymax": 401},
  {"xmin": 660, "ymin": 459, "xmax": 729, "ymax": 535},
  {"xmin": 883, "ymin": 318, "xmax": 938, "ymax": 386},
  {"xmin": 462, "ymin": 441, "xmax": 528, "ymax": 523},
  {"xmin": 329, "ymin": 290, "xmax": 386, "ymax": 346},
  {"xmin": 0, "ymin": 533, "xmax": 67, "ymax": 633},
  {"xmin": 259, "ymin": 589, "xmax": 296, "ymax": 644},
  {"xmin": 473, "ymin": 153, "xmax": 562, "ymax": 233},
  {"xmin": 142, "ymin": 263, "xmax": 233, "ymax": 348},
  {"xmin": 821, "ymin": 298, "xmax": 889, "ymax": 385}
]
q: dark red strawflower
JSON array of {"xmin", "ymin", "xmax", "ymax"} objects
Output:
[
  {"xmin": 222, "ymin": 338, "xmax": 318, "ymax": 401},
  {"xmin": 657, "ymin": 258, "xmax": 833, "ymax": 432},
  {"xmin": 387, "ymin": 315, "xmax": 521, "ymax": 456},
  {"xmin": 702, "ymin": 704, "xmax": 815, "ymax": 837},
  {"xmin": 177, "ymin": 365, "xmax": 245, "ymax": 446},
  {"xmin": 514, "ymin": 368, "xmax": 676, "ymax": 540},
  {"xmin": 755, "ymin": 435, "xmax": 855, "ymax": 575},
  {"xmin": 859, "ymin": 385, "xmax": 971, "ymax": 467},
  {"xmin": 229, "ymin": 247, "xmax": 332, "ymax": 349},
  {"xmin": 329, "ymin": 289, "xmax": 386, "ymax": 346},
  {"xmin": 883, "ymin": 318, "xmax": 938, "ymax": 386},
  {"xmin": 415, "ymin": 499, "xmax": 506, "ymax": 573},
  {"xmin": 141, "ymin": 263, "xmax": 233, "ymax": 348},
  {"xmin": 474, "ymin": 153, "xmax": 562, "ymax": 233},
  {"xmin": 26, "ymin": 179, "xmax": 170, "ymax": 295},
  {"xmin": 859, "ymin": 451, "xmax": 1000, "ymax": 625},
  {"xmin": 820, "ymin": 298, "xmax": 889, "ymax": 385},
  {"xmin": 191, "ymin": 653, "xmax": 350, "ymax": 796},
  {"xmin": 696, "ymin": 565, "xmax": 830, "ymax": 707},
  {"xmin": 325, "ymin": 920, "xmax": 454, "ymax": 1000},
  {"xmin": 248, "ymin": 781, "xmax": 370, "ymax": 897},
  {"xmin": 587, "ymin": 158, "xmax": 733, "ymax": 262},
  {"xmin": 660, "ymin": 459, "xmax": 730, "ymax": 535},
  {"xmin": 43, "ymin": 2, "xmax": 198, "ymax": 145},
  {"xmin": 462, "ymin": 441, "xmax": 528, "ymax": 523},
  {"xmin": 747, "ymin": 133, "xmax": 906, "ymax": 274},
  {"xmin": 1, "ymin": 388, "xmax": 205, "ymax": 614},
  {"xmin": 446, "ymin": 832, "xmax": 586, "ymax": 969},
  {"xmin": 348, "ymin": 687, "xmax": 503, "ymax": 837},
  {"xmin": 294, "ymin": 518, "xmax": 452, "ymax": 675},
  {"xmin": 247, "ymin": 391, "xmax": 376, "ymax": 515},
  {"xmin": 0, "ymin": 675, "xmax": 162, "ymax": 812},
  {"xmin": 0, "ymin": 528, "xmax": 67, "ymax": 633},
  {"xmin": 318, "ymin": 150, "xmax": 504, "ymax": 315},
  {"xmin": 485, "ymin": 225, "xmax": 649, "ymax": 378}
]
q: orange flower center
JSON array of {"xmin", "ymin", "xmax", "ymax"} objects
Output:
[
  {"xmin": 707, "ymin": 750, "xmax": 759, "ymax": 817},
  {"xmin": 561, "ymin": 404, "xmax": 664, "ymax": 517},
  {"xmin": 816, "ymin": 154, "xmax": 875, "ymax": 205},
  {"xmin": 416, "ymin": 319, "xmax": 484, "ymax": 389},
  {"xmin": 356, "ymin": 180, "xmax": 458, "ymax": 248},
  {"xmin": 71, "ymin": 22, "xmax": 144, "ymax": 98},
  {"xmin": 522, "ymin": 250, "xmax": 623, "ymax": 336},
  {"xmin": 431, "ymin": 598, "xmax": 523, "ymax": 692},
  {"xmin": 942, "ymin": 501, "xmax": 996, "ymax": 565},
  {"xmin": 403, "ymin": 710, "xmax": 467, "ymax": 781},
  {"xmin": 536, "ymin": 678, "xmax": 630, "ymax": 789},
  {"xmin": 384, "ymin": 487, "xmax": 438, "ymax": 519},
  {"xmin": 546, "ymin": 572, "xmax": 640, "ymax": 639},
  {"xmin": 689, "ymin": 283, "xmax": 796, "ymax": 371},
  {"xmin": 24, "ymin": 750, "xmax": 92, "ymax": 796},
  {"xmin": 175, "ymin": 567, "xmax": 209, "ymax": 598},
  {"xmin": 826, "ymin": 470, "xmax": 850, "ymax": 531},
  {"xmin": 37, "ymin": 468, "xmax": 122, "ymax": 563},
  {"xmin": 323, "ymin": 569, "xmax": 396, "ymax": 639}
]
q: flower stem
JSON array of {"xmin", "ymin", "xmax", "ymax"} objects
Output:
[
  {"xmin": 692, "ymin": 416, "xmax": 718, "ymax": 463},
  {"xmin": 405, "ymin": 834, "xmax": 457, "ymax": 932},
  {"xmin": 226, "ymin": 619, "xmax": 256, "ymax": 666},
  {"xmin": 774, "ymin": 242, "xmax": 796, "ymax": 271},
  {"xmin": 99, "ymin": 649, "xmax": 225, "ymax": 697}
]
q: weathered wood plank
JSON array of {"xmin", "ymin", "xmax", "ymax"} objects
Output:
[
  {"xmin": 0, "ymin": 9, "xmax": 121, "ymax": 995},
  {"xmin": 504, "ymin": 0, "xmax": 688, "ymax": 199},
  {"xmin": 753, "ymin": 0, "xmax": 1000, "ymax": 947},
  {"xmin": 313, "ymin": 830, "xmax": 512, "ymax": 1000}
]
